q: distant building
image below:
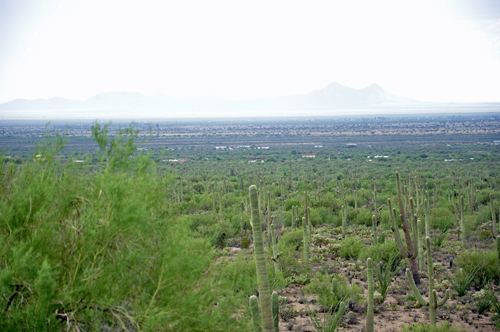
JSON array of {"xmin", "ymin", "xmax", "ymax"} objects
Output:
[
  {"xmin": 302, "ymin": 153, "xmax": 315, "ymax": 158},
  {"xmin": 167, "ymin": 159, "xmax": 191, "ymax": 164}
]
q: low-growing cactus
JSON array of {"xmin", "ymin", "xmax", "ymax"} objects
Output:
[{"xmin": 406, "ymin": 237, "xmax": 450, "ymax": 326}]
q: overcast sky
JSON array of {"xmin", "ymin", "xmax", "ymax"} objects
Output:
[{"xmin": 1, "ymin": 0, "xmax": 500, "ymax": 104}]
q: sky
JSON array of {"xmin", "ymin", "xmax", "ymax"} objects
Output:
[{"xmin": 1, "ymin": 0, "xmax": 500, "ymax": 104}]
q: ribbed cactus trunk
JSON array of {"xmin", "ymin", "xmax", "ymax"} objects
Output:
[
  {"xmin": 417, "ymin": 219, "xmax": 424, "ymax": 270},
  {"xmin": 307, "ymin": 206, "xmax": 312, "ymax": 241},
  {"xmin": 372, "ymin": 215, "xmax": 377, "ymax": 245},
  {"xmin": 302, "ymin": 217, "xmax": 309, "ymax": 264},
  {"xmin": 497, "ymin": 235, "xmax": 500, "ymax": 261},
  {"xmin": 342, "ymin": 205, "xmax": 347, "ymax": 238},
  {"xmin": 424, "ymin": 198, "xmax": 430, "ymax": 239},
  {"xmin": 249, "ymin": 185, "xmax": 274, "ymax": 331},
  {"xmin": 460, "ymin": 195, "xmax": 465, "ymax": 246},
  {"xmin": 249, "ymin": 295, "xmax": 262, "ymax": 332},
  {"xmin": 490, "ymin": 193, "xmax": 498, "ymax": 238},
  {"xmin": 366, "ymin": 258, "xmax": 374, "ymax": 332},
  {"xmin": 272, "ymin": 291, "xmax": 279, "ymax": 332}
]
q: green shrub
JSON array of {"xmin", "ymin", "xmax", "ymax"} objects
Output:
[
  {"xmin": 338, "ymin": 236, "xmax": 365, "ymax": 259},
  {"xmin": 303, "ymin": 272, "xmax": 362, "ymax": 310},
  {"xmin": 361, "ymin": 240, "xmax": 401, "ymax": 264},
  {"xmin": 400, "ymin": 322, "xmax": 467, "ymax": 332},
  {"xmin": 456, "ymin": 249, "xmax": 500, "ymax": 283}
]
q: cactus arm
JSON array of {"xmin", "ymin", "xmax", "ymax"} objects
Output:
[
  {"xmin": 366, "ymin": 258, "xmax": 374, "ymax": 332},
  {"xmin": 396, "ymin": 172, "xmax": 414, "ymax": 257},
  {"xmin": 272, "ymin": 291, "xmax": 279, "ymax": 332},
  {"xmin": 405, "ymin": 268, "xmax": 428, "ymax": 306},
  {"xmin": 389, "ymin": 199, "xmax": 408, "ymax": 257},
  {"xmin": 437, "ymin": 289, "xmax": 450, "ymax": 307},
  {"xmin": 250, "ymin": 295, "xmax": 262, "ymax": 332},
  {"xmin": 249, "ymin": 185, "xmax": 274, "ymax": 331}
]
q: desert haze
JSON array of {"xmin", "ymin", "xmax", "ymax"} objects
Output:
[{"xmin": 1, "ymin": 82, "xmax": 499, "ymax": 120}]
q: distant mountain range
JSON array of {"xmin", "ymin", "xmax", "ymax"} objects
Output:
[
  {"xmin": 1, "ymin": 82, "xmax": 497, "ymax": 119},
  {"xmin": 0, "ymin": 82, "xmax": 414, "ymax": 111}
]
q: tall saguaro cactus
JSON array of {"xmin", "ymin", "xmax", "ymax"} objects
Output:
[
  {"xmin": 249, "ymin": 185, "xmax": 274, "ymax": 331},
  {"xmin": 392, "ymin": 171, "xmax": 420, "ymax": 284},
  {"xmin": 366, "ymin": 258, "xmax": 374, "ymax": 332},
  {"xmin": 406, "ymin": 237, "xmax": 450, "ymax": 326}
]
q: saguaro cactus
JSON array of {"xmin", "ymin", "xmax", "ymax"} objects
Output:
[
  {"xmin": 291, "ymin": 205, "xmax": 296, "ymax": 230},
  {"xmin": 302, "ymin": 217, "xmax": 309, "ymax": 264},
  {"xmin": 460, "ymin": 195, "xmax": 465, "ymax": 246},
  {"xmin": 249, "ymin": 185, "xmax": 274, "ymax": 331},
  {"xmin": 490, "ymin": 193, "xmax": 498, "ymax": 238},
  {"xmin": 406, "ymin": 237, "xmax": 450, "ymax": 326},
  {"xmin": 372, "ymin": 215, "xmax": 377, "ymax": 245},
  {"xmin": 392, "ymin": 172, "xmax": 420, "ymax": 284},
  {"xmin": 270, "ymin": 215, "xmax": 282, "ymax": 273},
  {"xmin": 342, "ymin": 205, "xmax": 347, "ymax": 238},
  {"xmin": 497, "ymin": 235, "xmax": 500, "ymax": 261},
  {"xmin": 366, "ymin": 258, "xmax": 374, "ymax": 332},
  {"xmin": 417, "ymin": 219, "xmax": 424, "ymax": 270}
]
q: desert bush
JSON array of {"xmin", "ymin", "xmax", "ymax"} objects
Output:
[
  {"xmin": 400, "ymin": 322, "xmax": 466, "ymax": 332},
  {"xmin": 456, "ymin": 249, "xmax": 500, "ymax": 283},
  {"xmin": 338, "ymin": 236, "xmax": 365, "ymax": 259},
  {"xmin": 303, "ymin": 272, "xmax": 363, "ymax": 310}
]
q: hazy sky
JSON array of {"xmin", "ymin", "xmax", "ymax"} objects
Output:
[{"xmin": 1, "ymin": 0, "xmax": 500, "ymax": 104}]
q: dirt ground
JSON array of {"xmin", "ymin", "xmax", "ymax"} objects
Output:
[{"xmin": 261, "ymin": 226, "xmax": 499, "ymax": 332}]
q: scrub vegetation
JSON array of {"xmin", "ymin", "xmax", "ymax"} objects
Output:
[{"xmin": 1, "ymin": 116, "xmax": 499, "ymax": 331}]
